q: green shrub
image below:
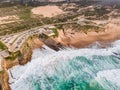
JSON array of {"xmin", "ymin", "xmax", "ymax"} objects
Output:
[
  {"xmin": 5, "ymin": 51, "xmax": 22, "ymax": 60},
  {"xmin": 39, "ymin": 33, "xmax": 49, "ymax": 39},
  {"xmin": 51, "ymin": 28, "xmax": 59, "ymax": 37},
  {"xmin": 0, "ymin": 41, "xmax": 7, "ymax": 50}
]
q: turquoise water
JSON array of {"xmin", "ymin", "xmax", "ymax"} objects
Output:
[
  {"xmin": 8, "ymin": 44, "xmax": 120, "ymax": 90},
  {"xmin": 25, "ymin": 55, "xmax": 120, "ymax": 90}
]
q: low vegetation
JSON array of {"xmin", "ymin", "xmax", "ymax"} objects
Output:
[
  {"xmin": 50, "ymin": 28, "xmax": 59, "ymax": 37},
  {"xmin": 0, "ymin": 5, "xmax": 43, "ymax": 36},
  {"xmin": 0, "ymin": 41, "xmax": 7, "ymax": 51},
  {"xmin": 5, "ymin": 51, "xmax": 22, "ymax": 60},
  {"xmin": 84, "ymin": 7, "xmax": 110, "ymax": 20},
  {"xmin": 39, "ymin": 33, "xmax": 49, "ymax": 39},
  {"xmin": 0, "ymin": 3, "xmax": 111, "ymax": 36},
  {"xmin": 57, "ymin": 23, "xmax": 101, "ymax": 34}
]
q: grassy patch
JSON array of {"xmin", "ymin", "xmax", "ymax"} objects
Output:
[
  {"xmin": 0, "ymin": 5, "xmax": 43, "ymax": 36},
  {"xmin": 51, "ymin": 28, "xmax": 59, "ymax": 37},
  {"xmin": 0, "ymin": 41, "xmax": 7, "ymax": 51},
  {"xmin": 5, "ymin": 51, "xmax": 22, "ymax": 60},
  {"xmin": 18, "ymin": 8, "xmax": 31, "ymax": 20},
  {"xmin": 39, "ymin": 33, "xmax": 49, "ymax": 39}
]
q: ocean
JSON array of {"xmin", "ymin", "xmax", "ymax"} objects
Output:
[{"xmin": 8, "ymin": 40, "xmax": 120, "ymax": 90}]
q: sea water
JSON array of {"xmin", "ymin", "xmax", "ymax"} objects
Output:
[{"xmin": 8, "ymin": 40, "xmax": 120, "ymax": 90}]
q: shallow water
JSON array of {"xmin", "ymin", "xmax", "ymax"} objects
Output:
[{"xmin": 8, "ymin": 40, "xmax": 120, "ymax": 90}]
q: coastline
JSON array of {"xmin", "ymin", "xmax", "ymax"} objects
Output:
[
  {"xmin": 1, "ymin": 37, "xmax": 44, "ymax": 90},
  {"xmin": 0, "ymin": 1, "xmax": 120, "ymax": 89},
  {"xmin": 1, "ymin": 18, "xmax": 120, "ymax": 90},
  {"xmin": 55, "ymin": 19, "xmax": 120, "ymax": 48}
]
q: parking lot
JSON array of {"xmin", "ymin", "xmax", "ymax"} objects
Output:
[{"xmin": 0, "ymin": 27, "xmax": 52, "ymax": 52}]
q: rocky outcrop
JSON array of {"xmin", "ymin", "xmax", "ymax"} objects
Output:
[
  {"xmin": 0, "ymin": 84, "xmax": 2, "ymax": 90},
  {"xmin": 1, "ymin": 36, "xmax": 44, "ymax": 90},
  {"xmin": 41, "ymin": 38, "xmax": 63, "ymax": 51},
  {"xmin": 19, "ymin": 36, "xmax": 43, "ymax": 65}
]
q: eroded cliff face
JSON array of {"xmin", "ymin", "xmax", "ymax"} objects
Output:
[
  {"xmin": 19, "ymin": 36, "xmax": 44, "ymax": 65},
  {"xmin": 1, "ymin": 17, "xmax": 120, "ymax": 90},
  {"xmin": 0, "ymin": 35, "xmax": 64, "ymax": 90},
  {"xmin": 1, "ymin": 36, "xmax": 44, "ymax": 90}
]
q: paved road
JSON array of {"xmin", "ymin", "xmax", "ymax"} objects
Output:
[
  {"xmin": 0, "ymin": 27, "xmax": 53, "ymax": 52},
  {"xmin": 0, "ymin": 21, "xmax": 78, "ymax": 52}
]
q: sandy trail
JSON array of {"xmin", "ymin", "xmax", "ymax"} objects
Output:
[{"xmin": 0, "ymin": 15, "xmax": 20, "ymax": 25}]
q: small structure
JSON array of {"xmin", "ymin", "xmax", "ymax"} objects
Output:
[
  {"xmin": 48, "ymin": 33, "xmax": 55, "ymax": 37},
  {"xmin": 0, "ymin": 50, "xmax": 9, "ymax": 58}
]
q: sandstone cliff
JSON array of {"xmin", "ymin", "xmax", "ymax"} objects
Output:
[{"xmin": 1, "ymin": 36, "xmax": 43, "ymax": 90}]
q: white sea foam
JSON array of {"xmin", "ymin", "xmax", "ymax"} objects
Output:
[
  {"xmin": 8, "ymin": 40, "xmax": 120, "ymax": 90},
  {"xmin": 95, "ymin": 69, "xmax": 120, "ymax": 90}
]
